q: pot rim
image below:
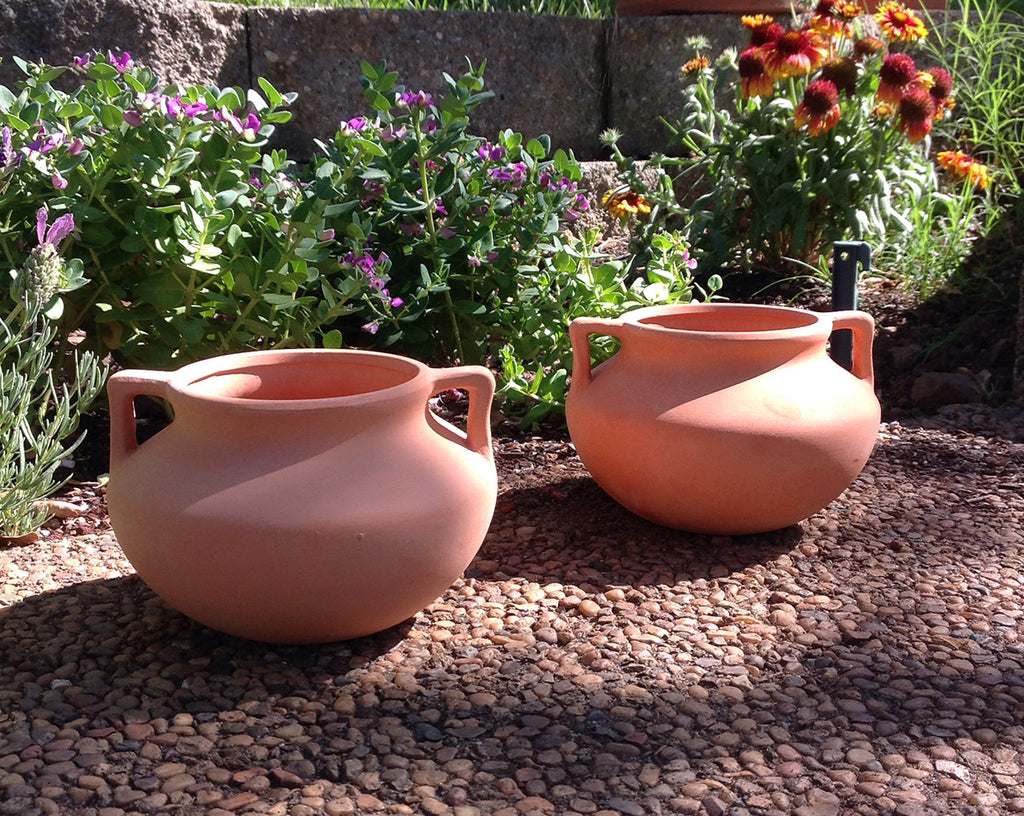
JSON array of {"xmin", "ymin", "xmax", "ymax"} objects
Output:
[
  {"xmin": 618, "ymin": 302, "xmax": 831, "ymax": 341},
  {"xmin": 162, "ymin": 348, "xmax": 431, "ymax": 411}
]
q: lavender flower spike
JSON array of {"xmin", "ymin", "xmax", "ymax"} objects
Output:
[
  {"xmin": 36, "ymin": 207, "xmax": 76, "ymax": 245},
  {"xmin": 0, "ymin": 126, "xmax": 12, "ymax": 169}
]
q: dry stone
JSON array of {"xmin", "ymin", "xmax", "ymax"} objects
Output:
[
  {"xmin": 249, "ymin": 8, "xmax": 605, "ymax": 161},
  {"xmin": 0, "ymin": 0, "xmax": 247, "ymax": 90}
]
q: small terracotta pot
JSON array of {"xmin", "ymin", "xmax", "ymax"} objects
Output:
[
  {"xmin": 566, "ymin": 303, "xmax": 880, "ymax": 535},
  {"xmin": 106, "ymin": 349, "xmax": 497, "ymax": 643}
]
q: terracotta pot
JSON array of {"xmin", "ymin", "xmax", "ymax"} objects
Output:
[
  {"xmin": 106, "ymin": 349, "xmax": 497, "ymax": 643},
  {"xmin": 565, "ymin": 303, "xmax": 880, "ymax": 534}
]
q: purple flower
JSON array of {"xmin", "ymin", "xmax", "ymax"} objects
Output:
[
  {"xmin": 242, "ymin": 113, "xmax": 260, "ymax": 140},
  {"xmin": 164, "ymin": 96, "xmax": 184, "ymax": 120},
  {"xmin": 0, "ymin": 126, "xmax": 13, "ymax": 170},
  {"xmin": 182, "ymin": 100, "xmax": 209, "ymax": 118},
  {"xmin": 468, "ymin": 255, "xmax": 482, "ymax": 268},
  {"xmin": 109, "ymin": 51, "xmax": 133, "ymax": 73},
  {"xmin": 217, "ymin": 108, "xmax": 260, "ymax": 140},
  {"xmin": 319, "ymin": 229, "xmax": 336, "ymax": 241},
  {"xmin": 73, "ymin": 53, "xmax": 95, "ymax": 70},
  {"xmin": 249, "ymin": 175, "xmax": 265, "ymax": 190},
  {"xmin": 486, "ymin": 251, "xmax": 500, "ymax": 263},
  {"xmin": 380, "ymin": 125, "xmax": 407, "ymax": 143},
  {"xmin": 123, "ymin": 110, "xmax": 144, "ymax": 127},
  {"xmin": 51, "ymin": 171, "xmax": 68, "ymax": 190},
  {"xmin": 36, "ymin": 207, "xmax": 75, "ymax": 246},
  {"xmin": 361, "ymin": 321, "xmax": 380, "ymax": 335},
  {"xmin": 390, "ymin": 297, "xmax": 404, "ymax": 308},
  {"xmin": 399, "ymin": 222, "xmax": 424, "ymax": 236},
  {"xmin": 490, "ymin": 168, "xmax": 513, "ymax": 182},
  {"xmin": 421, "ymin": 118, "xmax": 438, "ymax": 135},
  {"xmin": 68, "ymin": 138, "xmax": 85, "ymax": 156},
  {"xmin": 341, "ymin": 116, "xmax": 368, "ymax": 136},
  {"xmin": 398, "ymin": 90, "xmax": 433, "ymax": 109},
  {"xmin": 477, "ymin": 143, "xmax": 505, "ymax": 162},
  {"xmin": 439, "ymin": 227, "xmax": 457, "ymax": 239}
]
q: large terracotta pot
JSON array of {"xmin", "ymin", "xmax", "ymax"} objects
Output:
[
  {"xmin": 566, "ymin": 303, "xmax": 880, "ymax": 534},
  {"xmin": 106, "ymin": 349, "xmax": 497, "ymax": 643}
]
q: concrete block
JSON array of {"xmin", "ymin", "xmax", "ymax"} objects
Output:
[
  {"xmin": 0, "ymin": 0, "xmax": 247, "ymax": 91},
  {"xmin": 249, "ymin": 7, "xmax": 606, "ymax": 161},
  {"xmin": 607, "ymin": 15, "xmax": 750, "ymax": 157}
]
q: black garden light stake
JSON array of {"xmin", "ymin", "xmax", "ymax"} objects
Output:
[{"xmin": 830, "ymin": 241, "xmax": 871, "ymax": 371}]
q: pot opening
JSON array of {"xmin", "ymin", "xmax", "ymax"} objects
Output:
[
  {"xmin": 638, "ymin": 307, "xmax": 819, "ymax": 334},
  {"xmin": 186, "ymin": 358, "xmax": 418, "ymax": 402}
]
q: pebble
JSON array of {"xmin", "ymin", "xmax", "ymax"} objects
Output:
[{"xmin": 0, "ymin": 426, "xmax": 1021, "ymax": 815}]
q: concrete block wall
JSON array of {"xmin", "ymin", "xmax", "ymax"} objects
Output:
[{"xmin": 0, "ymin": 0, "xmax": 751, "ymax": 161}]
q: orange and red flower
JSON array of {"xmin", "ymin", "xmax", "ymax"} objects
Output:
[
  {"xmin": 795, "ymin": 79, "xmax": 842, "ymax": 136},
  {"xmin": 738, "ymin": 47, "xmax": 773, "ymax": 98},
  {"xmin": 682, "ymin": 56, "xmax": 711, "ymax": 75},
  {"xmin": 875, "ymin": 1, "xmax": 928, "ymax": 42},
  {"xmin": 876, "ymin": 52, "xmax": 917, "ymax": 106},
  {"xmin": 820, "ymin": 57, "xmax": 859, "ymax": 97},
  {"xmin": 759, "ymin": 28, "xmax": 828, "ymax": 79},
  {"xmin": 742, "ymin": 15, "xmax": 785, "ymax": 47},
  {"xmin": 897, "ymin": 87, "xmax": 937, "ymax": 142},
  {"xmin": 922, "ymin": 67, "xmax": 955, "ymax": 118},
  {"xmin": 937, "ymin": 150, "xmax": 990, "ymax": 189},
  {"xmin": 809, "ymin": 0, "xmax": 861, "ymax": 38},
  {"xmin": 852, "ymin": 36, "xmax": 885, "ymax": 61},
  {"xmin": 602, "ymin": 190, "xmax": 652, "ymax": 218}
]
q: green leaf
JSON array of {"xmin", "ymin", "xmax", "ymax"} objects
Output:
[
  {"xmin": 257, "ymin": 76, "xmax": 284, "ymax": 108},
  {"xmin": 322, "ymin": 329, "xmax": 344, "ymax": 349},
  {"xmin": 98, "ymin": 103, "xmax": 124, "ymax": 129},
  {"xmin": 133, "ymin": 273, "xmax": 184, "ymax": 309},
  {"xmin": 452, "ymin": 299, "xmax": 485, "ymax": 316},
  {"xmin": 169, "ymin": 315, "xmax": 206, "ymax": 344}
]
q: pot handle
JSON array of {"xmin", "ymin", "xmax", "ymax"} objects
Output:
[
  {"xmin": 427, "ymin": 365, "xmax": 495, "ymax": 460},
  {"xmin": 569, "ymin": 317, "xmax": 625, "ymax": 388},
  {"xmin": 107, "ymin": 370, "xmax": 173, "ymax": 469},
  {"xmin": 830, "ymin": 311, "xmax": 875, "ymax": 387}
]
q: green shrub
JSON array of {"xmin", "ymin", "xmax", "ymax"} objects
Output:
[
  {"xmin": 308, "ymin": 61, "xmax": 702, "ymax": 423},
  {"xmin": 0, "ymin": 51, "xmax": 340, "ymax": 368},
  {"xmin": 2, "ymin": 54, "xmax": 703, "ymax": 425},
  {"xmin": 603, "ymin": 4, "xmax": 976, "ymax": 276}
]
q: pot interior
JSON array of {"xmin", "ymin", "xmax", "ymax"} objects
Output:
[
  {"xmin": 638, "ymin": 307, "xmax": 819, "ymax": 334},
  {"xmin": 186, "ymin": 357, "xmax": 418, "ymax": 401}
]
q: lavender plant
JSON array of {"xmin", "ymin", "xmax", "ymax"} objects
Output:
[{"xmin": 1, "ymin": 209, "xmax": 105, "ymax": 540}]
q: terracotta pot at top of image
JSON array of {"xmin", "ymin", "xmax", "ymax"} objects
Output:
[
  {"xmin": 106, "ymin": 349, "xmax": 497, "ymax": 644},
  {"xmin": 565, "ymin": 303, "xmax": 881, "ymax": 535}
]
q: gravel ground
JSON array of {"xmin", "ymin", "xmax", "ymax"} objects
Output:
[{"xmin": 2, "ymin": 401, "xmax": 1024, "ymax": 816}]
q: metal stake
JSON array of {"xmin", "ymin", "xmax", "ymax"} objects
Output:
[{"xmin": 830, "ymin": 241, "xmax": 870, "ymax": 371}]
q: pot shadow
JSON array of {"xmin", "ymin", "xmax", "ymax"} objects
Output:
[
  {"xmin": 0, "ymin": 575, "xmax": 411, "ymax": 728},
  {"xmin": 472, "ymin": 472, "xmax": 805, "ymax": 589}
]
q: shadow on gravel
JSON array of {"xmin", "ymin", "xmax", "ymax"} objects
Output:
[
  {"xmin": 0, "ymin": 575, "xmax": 411, "ymax": 723},
  {"xmin": 478, "ymin": 475, "xmax": 808, "ymax": 588}
]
